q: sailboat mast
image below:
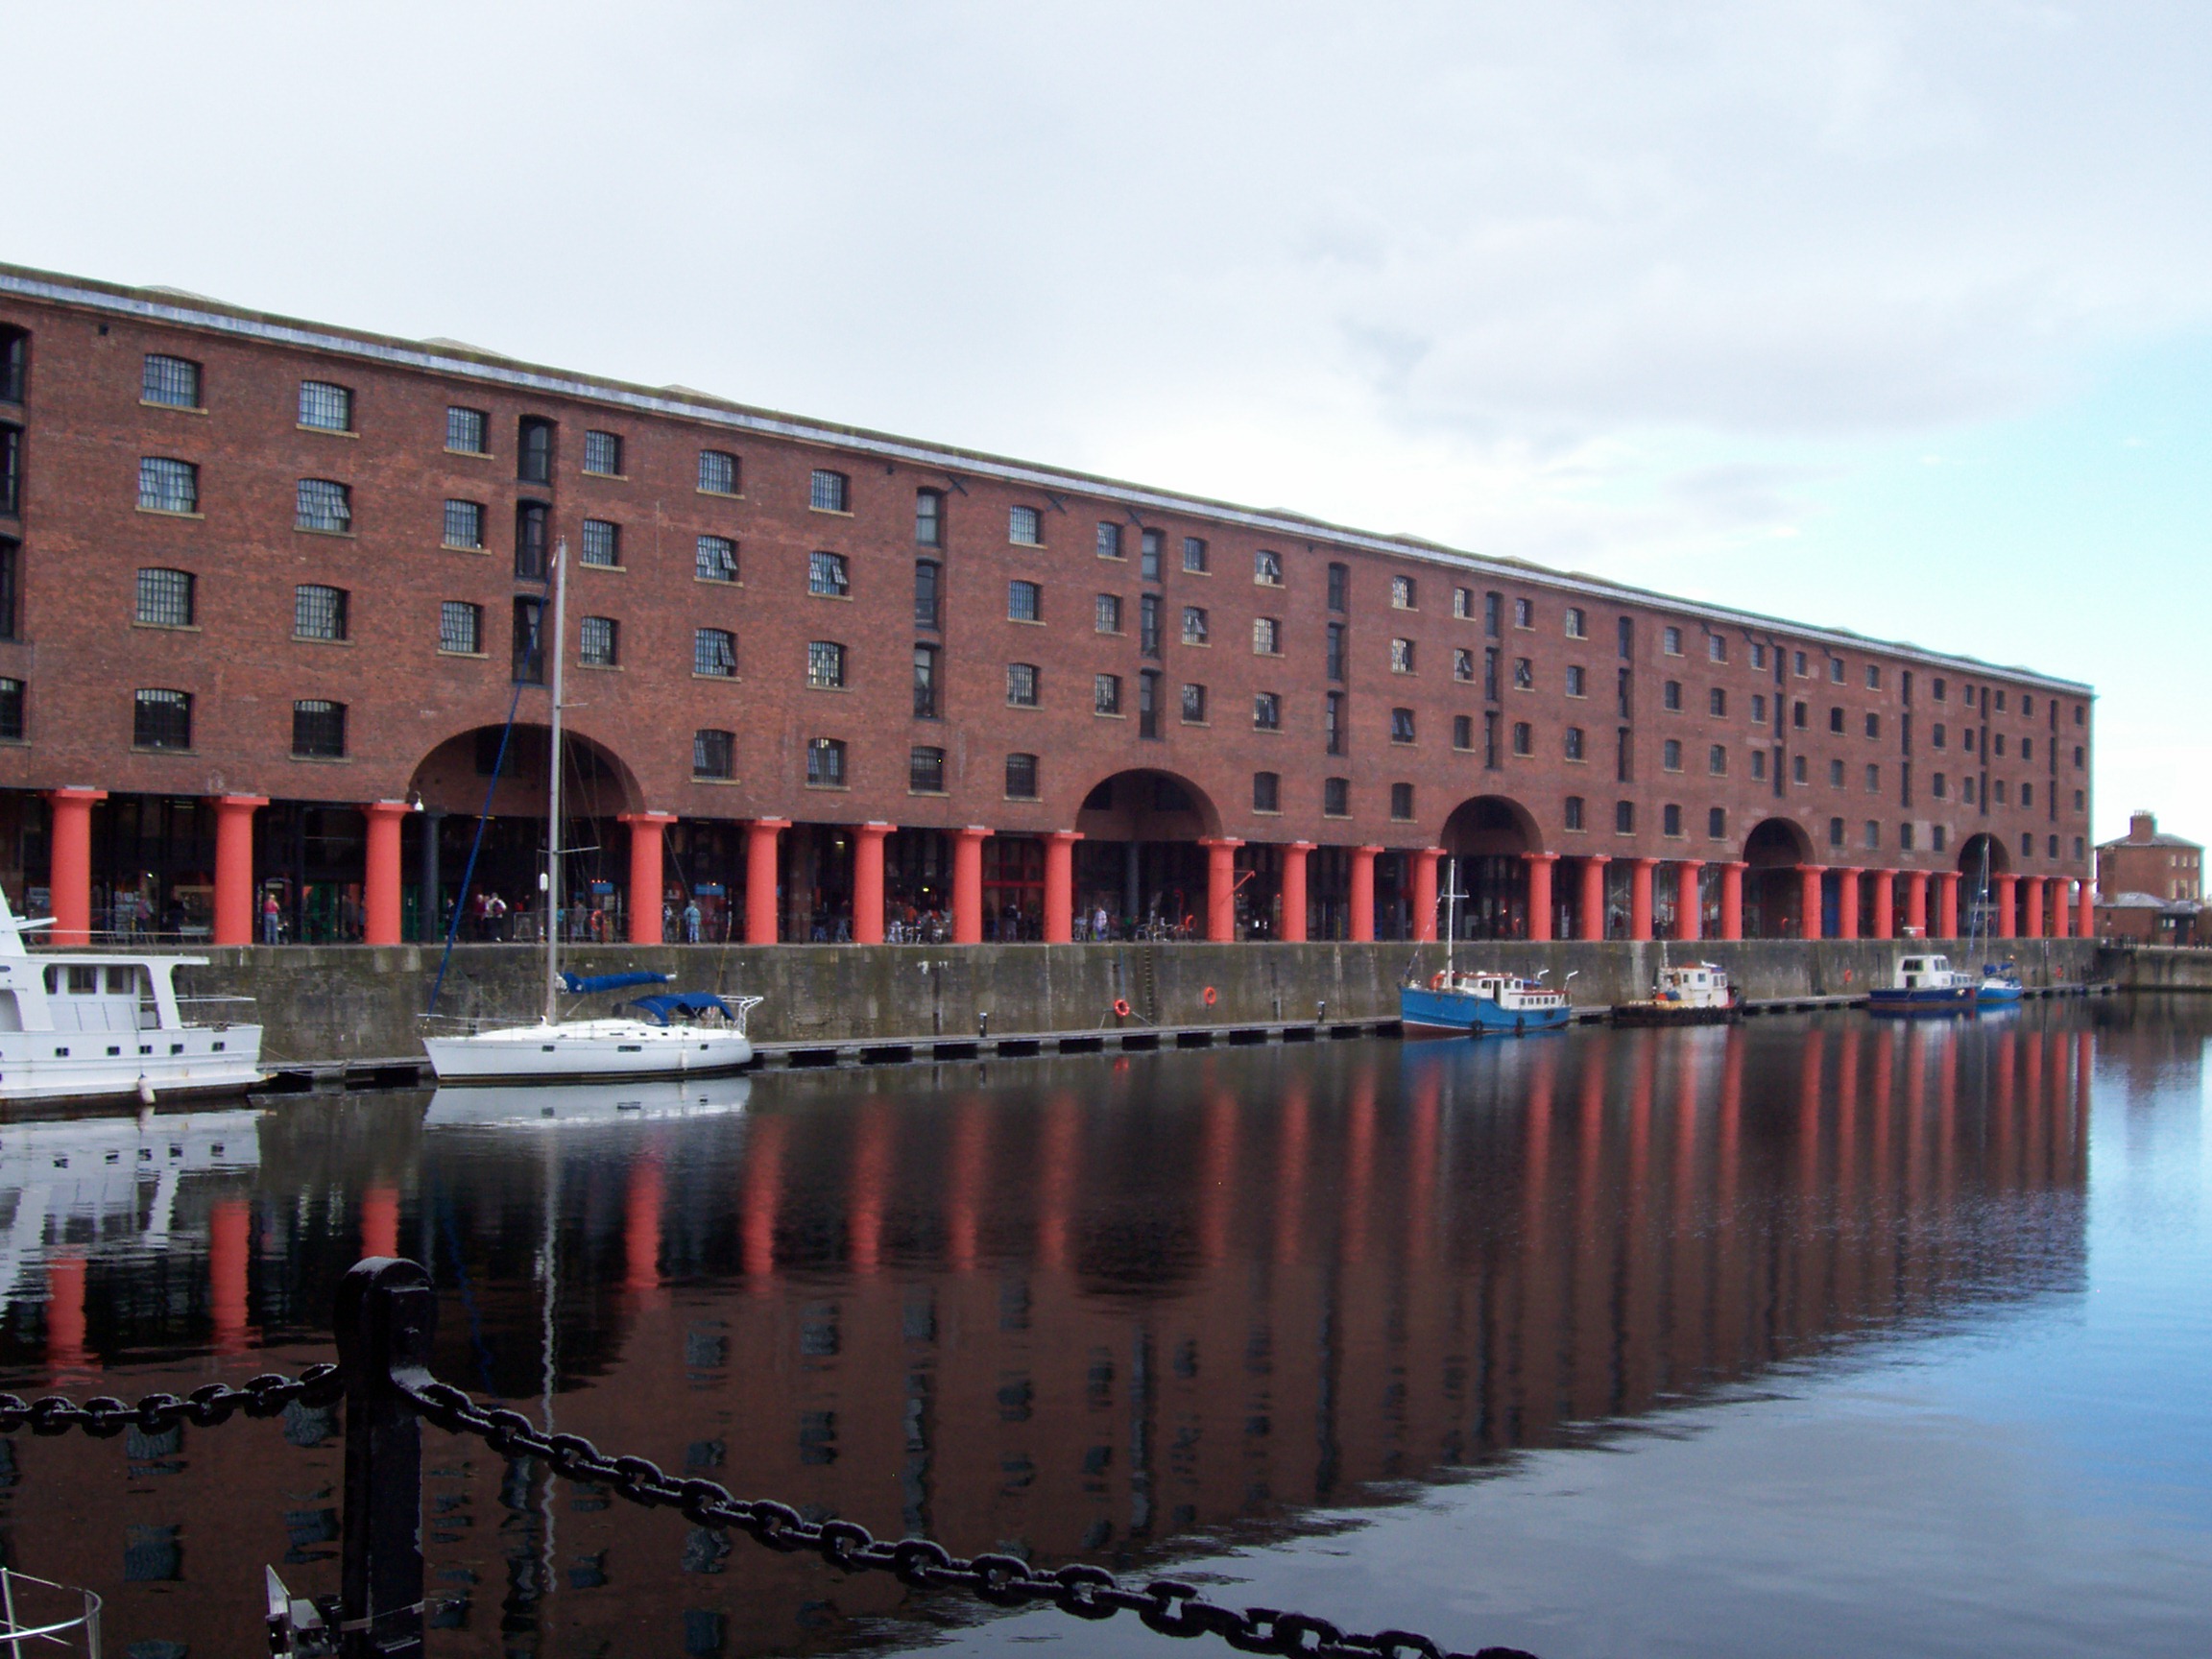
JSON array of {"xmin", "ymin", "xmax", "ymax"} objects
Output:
[{"xmin": 544, "ymin": 538, "xmax": 567, "ymax": 1025}]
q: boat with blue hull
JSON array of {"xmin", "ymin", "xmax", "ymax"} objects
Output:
[
  {"xmin": 1401, "ymin": 971, "xmax": 1572, "ymax": 1037},
  {"xmin": 1976, "ymin": 963, "xmax": 2025, "ymax": 1006},
  {"xmin": 1867, "ymin": 953, "xmax": 1977, "ymax": 1017}
]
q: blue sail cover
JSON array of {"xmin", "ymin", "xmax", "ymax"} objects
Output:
[
  {"xmin": 560, "ymin": 970, "xmax": 674, "ymax": 996},
  {"xmin": 626, "ymin": 992, "xmax": 737, "ymax": 1025}
]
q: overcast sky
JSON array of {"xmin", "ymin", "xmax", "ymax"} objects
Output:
[{"xmin": 11, "ymin": 2, "xmax": 2209, "ymax": 851}]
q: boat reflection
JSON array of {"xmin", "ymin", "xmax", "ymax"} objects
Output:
[{"xmin": 422, "ymin": 1074, "xmax": 751, "ymax": 1130}]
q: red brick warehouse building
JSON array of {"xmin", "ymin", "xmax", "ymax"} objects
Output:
[{"xmin": 0, "ymin": 264, "xmax": 2096, "ymax": 950}]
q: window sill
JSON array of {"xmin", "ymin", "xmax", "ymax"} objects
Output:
[
  {"xmin": 1096, "ymin": 552, "xmax": 1127, "ymax": 563},
  {"xmin": 697, "ymin": 488, "xmax": 745, "ymax": 501},
  {"xmin": 140, "ymin": 399, "xmax": 206, "ymax": 416},
  {"xmin": 438, "ymin": 649, "xmax": 489, "ymax": 660},
  {"xmin": 1182, "ymin": 719, "xmax": 1210, "ymax": 729},
  {"xmin": 805, "ymin": 782, "xmax": 851, "ymax": 791},
  {"xmin": 1095, "ymin": 630, "xmax": 1126, "ymax": 639},
  {"xmin": 578, "ymin": 661, "xmax": 623, "ymax": 672},
  {"xmin": 445, "ymin": 445, "xmax": 492, "ymax": 459},
  {"xmin": 1007, "ymin": 702, "xmax": 1040, "ymax": 711},
  {"xmin": 1182, "ymin": 639, "xmax": 1211, "ymax": 650},
  {"xmin": 1009, "ymin": 541, "xmax": 1045, "ymax": 551},
  {"xmin": 695, "ymin": 575, "xmax": 743, "ymax": 587},
  {"xmin": 692, "ymin": 775, "xmax": 743, "ymax": 786},
  {"xmin": 298, "ymin": 424, "xmax": 358, "ymax": 439},
  {"xmin": 810, "ymin": 507, "xmax": 854, "ymax": 518},
  {"xmin": 694, "ymin": 672, "xmax": 741, "ymax": 683},
  {"xmin": 132, "ymin": 620, "xmax": 201, "ymax": 634},
  {"xmin": 1254, "ymin": 727, "xmax": 1282, "ymax": 735},
  {"xmin": 1008, "ymin": 616, "xmax": 1046, "ymax": 627},
  {"xmin": 1184, "ymin": 566, "xmax": 1212, "ymax": 578},
  {"xmin": 1094, "ymin": 710, "xmax": 1126, "ymax": 720},
  {"xmin": 809, "ymin": 590, "xmax": 854, "ymax": 602},
  {"xmin": 295, "ymin": 526, "xmax": 356, "ymax": 540},
  {"xmin": 805, "ymin": 683, "xmax": 851, "ymax": 693},
  {"xmin": 579, "ymin": 561, "xmax": 626, "ymax": 574},
  {"xmin": 132, "ymin": 745, "xmax": 197, "ymax": 757},
  {"xmin": 441, "ymin": 541, "xmax": 489, "ymax": 554},
  {"xmin": 136, "ymin": 507, "xmax": 204, "ymax": 520},
  {"xmin": 291, "ymin": 753, "xmax": 353, "ymax": 764},
  {"xmin": 293, "ymin": 635, "xmax": 352, "ymax": 647},
  {"xmin": 1252, "ymin": 808, "xmax": 1283, "ymax": 817},
  {"xmin": 582, "ymin": 470, "xmax": 629, "ymax": 482}
]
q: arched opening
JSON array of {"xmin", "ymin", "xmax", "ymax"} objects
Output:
[
  {"xmin": 409, "ymin": 724, "xmax": 642, "ymax": 942},
  {"xmin": 1743, "ymin": 817, "xmax": 1815, "ymax": 939},
  {"xmin": 1440, "ymin": 795, "xmax": 1539, "ymax": 940},
  {"xmin": 1957, "ymin": 832, "xmax": 2010, "ymax": 937},
  {"xmin": 1073, "ymin": 769, "xmax": 1221, "ymax": 939}
]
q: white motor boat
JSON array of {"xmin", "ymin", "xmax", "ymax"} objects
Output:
[
  {"xmin": 0, "ymin": 888, "xmax": 262, "ymax": 1105},
  {"xmin": 422, "ymin": 536, "xmax": 763, "ymax": 1085}
]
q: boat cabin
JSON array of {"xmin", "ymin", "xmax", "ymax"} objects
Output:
[{"xmin": 1896, "ymin": 955, "xmax": 1954, "ymax": 990}]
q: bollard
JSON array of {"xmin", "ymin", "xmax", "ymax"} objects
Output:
[{"xmin": 335, "ymin": 1257, "xmax": 437, "ymax": 1659}]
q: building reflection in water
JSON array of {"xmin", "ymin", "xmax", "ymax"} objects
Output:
[{"xmin": 0, "ymin": 1014, "xmax": 2116, "ymax": 1655}]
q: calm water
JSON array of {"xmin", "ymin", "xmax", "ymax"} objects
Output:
[{"xmin": 1, "ymin": 1002, "xmax": 2207, "ymax": 1658}]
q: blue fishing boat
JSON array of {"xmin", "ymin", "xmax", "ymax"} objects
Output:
[
  {"xmin": 1398, "ymin": 867, "xmax": 1573, "ymax": 1037},
  {"xmin": 1976, "ymin": 963, "xmax": 2025, "ymax": 1006},
  {"xmin": 1866, "ymin": 953, "xmax": 1977, "ymax": 1017}
]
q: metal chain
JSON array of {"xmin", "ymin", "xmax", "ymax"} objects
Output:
[
  {"xmin": 404, "ymin": 1377, "xmax": 1537, "ymax": 1659},
  {"xmin": 0, "ymin": 1366, "xmax": 344, "ymax": 1437}
]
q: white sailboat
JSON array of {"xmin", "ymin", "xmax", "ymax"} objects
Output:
[{"xmin": 422, "ymin": 539, "xmax": 759, "ymax": 1084}]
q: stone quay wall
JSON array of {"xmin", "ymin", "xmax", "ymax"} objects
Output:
[{"xmin": 169, "ymin": 938, "xmax": 2109, "ymax": 1067}]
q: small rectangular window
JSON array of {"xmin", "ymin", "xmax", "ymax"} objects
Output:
[
  {"xmin": 915, "ymin": 489, "xmax": 945, "ymax": 546},
  {"xmin": 1564, "ymin": 795, "xmax": 1585, "ymax": 830},
  {"xmin": 908, "ymin": 745, "xmax": 946, "ymax": 793},
  {"xmin": 298, "ymin": 382, "xmax": 352, "ymax": 432},
  {"xmin": 1830, "ymin": 758, "xmax": 1845, "ymax": 786},
  {"xmin": 1009, "ymin": 505, "xmax": 1043, "ymax": 545},
  {"xmin": 1564, "ymin": 606, "xmax": 1586, "ymax": 638},
  {"xmin": 806, "ymin": 737, "xmax": 847, "ymax": 786},
  {"xmin": 1326, "ymin": 692, "xmax": 1345, "ymax": 757},
  {"xmin": 1181, "ymin": 683, "xmax": 1207, "ymax": 724},
  {"xmin": 1254, "ymin": 771, "xmax": 1280, "ymax": 812},
  {"xmin": 1900, "ymin": 822, "xmax": 1916, "ymax": 852},
  {"xmin": 1750, "ymin": 642, "xmax": 1767, "ymax": 669},
  {"xmin": 513, "ymin": 597, "xmax": 545, "ymax": 683},
  {"xmin": 1459, "ymin": 649, "xmax": 1479, "ymax": 684},
  {"xmin": 1659, "ymin": 625, "xmax": 1681, "ymax": 655},
  {"xmin": 1096, "ymin": 520, "xmax": 1124, "ymax": 560},
  {"xmin": 806, "ymin": 640, "xmax": 847, "ymax": 688},
  {"xmin": 1324, "ymin": 777, "xmax": 1349, "ymax": 816},
  {"xmin": 1392, "ymin": 574, "xmax": 1416, "ymax": 610},
  {"xmin": 294, "ymin": 583, "xmax": 347, "ymax": 640},
  {"xmin": 1709, "ymin": 687, "xmax": 1726, "ymax": 716},
  {"xmin": 135, "ymin": 567, "xmax": 195, "ymax": 628},
  {"xmin": 1751, "ymin": 693, "xmax": 1767, "ymax": 723},
  {"xmin": 1253, "ymin": 616, "xmax": 1281, "ymax": 655},
  {"xmin": 0, "ymin": 676, "xmax": 22, "ymax": 740},
  {"xmin": 1709, "ymin": 635, "xmax": 1727, "ymax": 662},
  {"xmin": 1094, "ymin": 673, "xmax": 1122, "ymax": 715},
  {"xmin": 1182, "ymin": 606, "xmax": 1209, "ymax": 645},
  {"xmin": 1864, "ymin": 819, "xmax": 1881, "ymax": 850},
  {"xmin": 694, "ymin": 729, "xmax": 736, "ymax": 779},
  {"xmin": 1008, "ymin": 580, "xmax": 1042, "ymax": 622},
  {"xmin": 1751, "ymin": 750, "xmax": 1767, "ymax": 781},
  {"xmin": 1514, "ymin": 597, "xmax": 1533, "ymax": 629},
  {"xmin": 1793, "ymin": 755, "xmax": 1808, "ymax": 783},
  {"xmin": 1327, "ymin": 563, "xmax": 1349, "ymax": 613},
  {"xmin": 1391, "ymin": 707, "xmax": 1416, "ymax": 744},
  {"xmin": 583, "ymin": 430, "xmax": 623, "ymax": 475},
  {"xmin": 1184, "ymin": 536, "xmax": 1209, "ymax": 573},
  {"xmin": 1142, "ymin": 594, "xmax": 1162, "ymax": 657},
  {"xmin": 1487, "ymin": 592, "xmax": 1503, "ymax": 637},
  {"xmin": 133, "ymin": 687, "xmax": 192, "ymax": 750},
  {"xmin": 440, "ymin": 600, "xmax": 482, "ymax": 655},
  {"xmin": 517, "ymin": 417, "xmax": 555, "ymax": 484},
  {"xmin": 1663, "ymin": 738, "xmax": 1682, "ymax": 771},
  {"xmin": 808, "ymin": 551, "xmax": 850, "ymax": 597},
  {"xmin": 694, "ymin": 627, "xmax": 737, "ymax": 677},
  {"xmin": 1095, "ymin": 593, "xmax": 1122, "ymax": 634},
  {"xmin": 1007, "ymin": 661, "xmax": 1040, "ymax": 707},
  {"xmin": 1828, "ymin": 816, "xmax": 1845, "ymax": 846},
  {"xmin": 1565, "ymin": 662, "xmax": 1585, "ymax": 695},
  {"xmin": 579, "ymin": 615, "xmax": 619, "ymax": 667},
  {"xmin": 446, "ymin": 406, "xmax": 488, "ymax": 453},
  {"xmin": 1708, "ymin": 806, "xmax": 1727, "ymax": 838},
  {"xmin": 1141, "ymin": 529, "xmax": 1163, "ymax": 578},
  {"xmin": 1326, "ymin": 622, "xmax": 1346, "ymax": 681},
  {"xmin": 142, "ymin": 355, "xmax": 202, "ymax": 409},
  {"xmin": 912, "ymin": 560, "xmax": 940, "ymax": 628},
  {"xmin": 1390, "ymin": 782, "xmax": 1414, "ymax": 821},
  {"xmin": 1663, "ymin": 680, "xmax": 1682, "ymax": 711},
  {"xmin": 913, "ymin": 644, "xmax": 940, "ymax": 718},
  {"xmin": 1865, "ymin": 711, "xmax": 1880, "ymax": 739},
  {"xmin": 1454, "ymin": 587, "xmax": 1474, "ymax": 619},
  {"xmin": 581, "ymin": 518, "xmax": 621, "ymax": 567},
  {"xmin": 1005, "ymin": 753, "xmax": 1040, "ymax": 800},
  {"xmin": 1564, "ymin": 726, "xmax": 1584, "ymax": 761},
  {"xmin": 295, "ymin": 478, "xmax": 351, "ymax": 533},
  {"xmin": 291, "ymin": 699, "xmax": 346, "ymax": 757},
  {"xmin": 137, "ymin": 457, "xmax": 198, "ymax": 514},
  {"xmin": 698, "ymin": 450, "xmax": 740, "ymax": 494},
  {"xmin": 697, "ymin": 535, "xmax": 739, "ymax": 583},
  {"xmin": 1254, "ymin": 548, "xmax": 1281, "ymax": 585},
  {"xmin": 1830, "ymin": 657, "xmax": 1846, "ymax": 684},
  {"xmin": 1390, "ymin": 637, "xmax": 1415, "ymax": 674},
  {"xmin": 1454, "ymin": 714, "xmax": 1474, "ymax": 750},
  {"xmin": 1709, "ymin": 744, "xmax": 1726, "ymax": 776},
  {"xmin": 443, "ymin": 499, "xmax": 484, "ymax": 549},
  {"xmin": 1615, "ymin": 800, "xmax": 1634, "ymax": 833},
  {"xmin": 810, "ymin": 470, "xmax": 850, "ymax": 513},
  {"xmin": 1512, "ymin": 721, "xmax": 1532, "ymax": 757},
  {"xmin": 1254, "ymin": 691, "xmax": 1281, "ymax": 730},
  {"xmin": 1663, "ymin": 804, "xmax": 1682, "ymax": 837},
  {"xmin": 1514, "ymin": 657, "xmax": 1534, "ymax": 690}
]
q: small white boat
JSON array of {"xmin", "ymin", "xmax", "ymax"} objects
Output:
[
  {"xmin": 1611, "ymin": 962, "xmax": 1740, "ymax": 1026},
  {"xmin": 1868, "ymin": 953, "xmax": 1977, "ymax": 1016},
  {"xmin": 0, "ymin": 888, "xmax": 262, "ymax": 1105}
]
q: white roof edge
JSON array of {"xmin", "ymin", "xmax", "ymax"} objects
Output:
[{"xmin": 0, "ymin": 267, "xmax": 2094, "ymax": 696}]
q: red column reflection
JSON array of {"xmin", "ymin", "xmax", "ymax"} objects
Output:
[
  {"xmin": 46, "ymin": 1254, "xmax": 88, "ymax": 1378},
  {"xmin": 741, "ymin": 1115, "xmax": 786, "ymax": 1290},
  {"xmin": 210, "ymin": 1198, "xmax": 251, "ymax": 1357},
  {"xmin": 1036, "ymin": 1093, "xmax": 1080, "ymax": 1274},
  {"xmin": 848, "ymin": 1103, "xmax": 891, "ymax": 1274},
  {"xmin": 624, "ymin": 1154, "xmax": 664, "ymax": 1302},
  {"xmin": 360, "ymin": 1185, "xmax": 400, "ymax": 1262},
  {"xmin": 946, "ymin": 1095, "xmax": 987, "ymax": 1274}
]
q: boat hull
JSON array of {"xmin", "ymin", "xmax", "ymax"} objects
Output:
[
  {"xmin": 1976, "ymin": 983, "xmax": 2024, "ymax": 1006},
  {"xmin": 0, "ymin": 1026, "xmax": 265, "ymax": 1105},
  {"xmin": 1399, "ymin": 987, "xmax": 1571, "ymax": 1037},
  {"xmin": 424, "ymin": 1021, "xmax": 753, "ymax": 1084},
  {"xmin": 1867, "ymin": 986, "xmax": 1977, "ymax": 1018},
  {"xmin": 1609, "ymin": 1003, "xmax": 1738, "ymax": 1027}
]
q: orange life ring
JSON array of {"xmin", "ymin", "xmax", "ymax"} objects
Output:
[
  {"xmin": 1203, "ymin": 986, "xmax": 1217, "ymax": 1006},
  {"xmin": 1431, "ymin": 971, "xmax": 1450, "ymax": 991},
  {"xmin": 1113, "ymin": 998, "xmax": 1132, "ymax": 1020}
]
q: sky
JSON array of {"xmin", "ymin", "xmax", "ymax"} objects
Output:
[{"xmin": 8, "ymin": 1, "xmax": 2209, "ymax": 847}]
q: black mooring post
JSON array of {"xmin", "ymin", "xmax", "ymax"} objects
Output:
[{"xmin": 335, "ymin": 1257, "xmax": 437, "ymax": 1659}]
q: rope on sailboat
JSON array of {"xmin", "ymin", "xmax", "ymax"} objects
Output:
[{"xmin": 424, "ymin": 666, "xmax": 535, "ymax": 1017}]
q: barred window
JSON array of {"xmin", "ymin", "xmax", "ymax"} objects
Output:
[
  {"xmin": 1007, "ymin": 661, "xmax": 1039, "ymax": 707},
  {"xmin": 1324, "ymin": 777, "xmax": 1349, "ymax": 816},
  {"xmin": 1390, "ymin": 782, "xmax": 1414, "ymax": 821},
  {"xmin": 443, "ymin": 499, "xmax": 484, "ymax": 549},
  {"xmin": 583, "ymin": 430, "xmax": 623, "ymax": 475},
  {"xmin": 1664, "ymin": 626, "xmax": 1684, "ymax": 655},
  {"xmin": 1095, "ymin": 593, "xmax": 1122, "ymax": 634},
  {"xmin": 806, "ymin": 737, "xmax": 847, "ymax": 786},
  {"xmin": 142, "ymin": 354, "xmax": 201, "ymax": 408},
  {"xmin": 1253, "ymin": 691, "xmax": 1280, "ymax": 730},
  {"xmin": 809, "ymin": 470, "xmax": 850, "ymax": 513},
  {"xmin": 1005, "ymin": 752, "xmax": 1039, "ymax": 800},
  {"xmin": 1184, "ymin": 537, "xmax": 1209, "ymax": 573},
  {"xmin": 696, "ymin": 535, "xmax": 738, "ymax": 583},
  {"xmin": 298, "ymin": 382, "xmax": 352, "ymax": 432},
  {"xmin": 915, "ymin": 561, "xmax": 941, "ymax": 628},
  {"xmin": 1181, "ymin": 683, "xmax": 1207, "ymax": 723},
  {"xmin": 1253, "ymin": 616, "xmax": 1281, "ymax": 655},
  {"xmin": 446, "ymin": 406, "xmax": 488, "ymax": 453},
  {"xmin": 1709, "ymin": 686, "xmax": 1727, "ymax": 716},
  {"xmin": 135, "ymin": 567, "xmax": 195, "ymax": 627},
  {"xmin": 915, "ymin": 489, "xmax": 945, "ymax": 546},
  {"xmin": 439, "ymin": 600, "xmax": 482, "ymax": 655},
  {"xmin": 1390, "ymin": 707, "xmax": 1415, "ymax": 744},
  {"xmin": 1254, "ymin": 771, "xmax": 1280, "ymax": 812},
  {"xmin": 292, "ymin": 699, "xmax": 346, "ymax": 757},
  {"xmin": 1181, "ymin": 606, "xmax": 1208, "ymax": 645},
  {"xmin": 1096, "ymin": 521, "xmax": 1123, "ymax": 560},
  {"xmin": 294, "ymin": 584, "xmax": 347, "ymax": 640},
  {"xmin": 1008, "ymin": 580, "xmax": 1041, "ymax": 622},
  {"xmin": 808, "ymin": 551, "xmax": 849, "ymax": 596},
  {"xmin": 1391, "ymin": 575, "xmax": 1416, "ymax": 610},
  {"xmin": 1566, "ymin": 662, "xmax": 1586, "ymax": 696},
  {"xmin": 1564, "ymin": 726, "xmax": 1584, "ymax": 760},
  {"xmin": 296, "ymin": 478, "xmax": 351, "ymax": 533},
  {"xmin": 1328, "ymin": 563, "xmax": 1350, "ymax": 612},
  {"xmin": 909, "ymin": 745, "xmax": 946, "ymax": 793},
  {"xmin": 1455, "ymin": 586, "xmax": 1474, "ymax": 619},
  {"xmin": 0, "ymin": 676, "xmax": 21, "ymax": 740},
  {"xmin": 694, "ymin": 728, "xmax": 736, "ymax": 779},
  {"xmin": 1663, "ymin": 804, "xmax": 1683, "ymax": 837},
  {"xmin": 1009, "ymin": 505, "xmax": 1042, "ymax": 546},
  {"xmin": 1865, "ymin": 762, "xmax": 1881, "ymax": 792},
  {"xmin": 1710, "ymin": 744, "xmax": 1728, "ymax": 776},
  {"xmin": 1390, "ymin": 637, "xmax": 1414, "ymax": 674},
  {"xmin": 1512, "ymin": 721, "xmax": 1532, "ymax": 756},
  {"xmin": 806, "ymin": 640, "xmax": 846, "ymax": 688},
  {"xmin": 698, "ymin": 449, "xmax": 740, "ymax": 494},
  {"xmin": 1253, "ymin": 548, "xmax": 1281, "ymax": 585},
  {"xmin": 1513, "ymin": 657, "xmax": 1533, "ymax": 690},
  {"xmin": 913, "ymin": 644, "xmax": 940, "ymax": 718},
  {"xmin": 1094, "ymin": 673, "xmax": 1121, "ymax": 716},
  {"xmin": 1564, "ymin": 795, "xmax": 1584, "ymax": 830},
  {"xmin": 581, "ymin": 518, "xmax": 621, "ymax": 567},
  {"xmin": 1564, "ymin": 606, "xmax": 1586, "ymax": 638},
  {"xmin": 1141, "ymin": 529, "xmax": 1163, "ymax": 578},
  {"xmin": 1514, "ymin": 597, "xmax": 1532, "ymax": 628},
  {"xmin": 138, "ymin": 457, "xmax": 198, "ymax": 514},
  {"xmin": 133, "ymin": 687, "xmax": 192, "ymax": 750},
  {"xmin": 1663, "ymin": 738, "xmax": 1683, "ymax": 771},
  {"xmin": 694, "ymin": 627, "xmax": 736, "ymax": 677},
  {"xmin": 1711, "ymin": 635, "xmax": 1729, "ymax": 663},
  {"xmin": 580, "ymin": 615, "xmax": 619, "ymax": 667}
]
